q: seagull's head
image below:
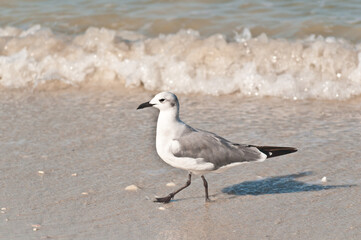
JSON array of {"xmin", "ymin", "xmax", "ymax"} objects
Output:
[{"xmin": 137, "ymin": 92, "xmax": 179, "ymax": 111}]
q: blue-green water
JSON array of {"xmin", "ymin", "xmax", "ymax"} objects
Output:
[{"xmin": 1, "ymin": 0, "xmax": 361, "ymax": 40}]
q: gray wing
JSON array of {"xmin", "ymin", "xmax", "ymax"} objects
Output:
[{"xmin": 172, "ymin": 128, "xmax": 265, "ymax": 170}]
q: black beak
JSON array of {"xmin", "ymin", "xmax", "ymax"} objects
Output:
[{"xmin": 137, "ymin": 101, "xmax": 154, "ymax": 110}]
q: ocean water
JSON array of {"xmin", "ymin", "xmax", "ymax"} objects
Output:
[{"xmin": 1, "ymin": 0, "xmax": 361, "ymax": 99}]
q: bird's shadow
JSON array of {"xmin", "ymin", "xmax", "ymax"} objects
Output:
[{"xmin": 222, "ymin": 171, "xmax": 355, "ymax": 196}]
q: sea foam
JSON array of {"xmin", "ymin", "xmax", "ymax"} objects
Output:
[{"xmin": 1, "ymin": 25, "xmax": 361, "ymax": 100}]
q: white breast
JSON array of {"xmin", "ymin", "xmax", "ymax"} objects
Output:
[
  {"xmin": 157, "ymin": 141, "xmax": 214, "ymax": 173},
  {"xmin": 155, "ymin": 114, "xmax": 214, "ymax": 173}
]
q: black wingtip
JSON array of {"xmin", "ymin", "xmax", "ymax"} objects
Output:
[{"xmin": 256, "ymin": 146, "xmax": 297, "ymax": 158}]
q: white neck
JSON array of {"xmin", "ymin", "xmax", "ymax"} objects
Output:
[
  {"xmin": 156, "ymin": 108, "xmax": 181, "ymax": 136},
  {"xmin": 155, "ymin": 106, "xmax": 187, "ymax": 156}
]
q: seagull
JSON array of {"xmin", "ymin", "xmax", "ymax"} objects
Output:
[{"xmin": 137, "ymin": 92, "xmax": 297, "ymax": 203}]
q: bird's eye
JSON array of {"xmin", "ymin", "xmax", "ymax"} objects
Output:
[{"xmin": 159, "ymin": 98, "xmax": 165, "ymax": 103}]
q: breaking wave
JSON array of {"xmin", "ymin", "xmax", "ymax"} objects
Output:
[{"xmin": 1, "ymin": 25, "xmax": 361, "ymax": 100}]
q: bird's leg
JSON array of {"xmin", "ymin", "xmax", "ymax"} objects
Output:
[
  {"xmin": 201, "ymin": 175, "xmax": 211, "ymax": 202},
  {"xmin": 154, "ymin": 173, "xmax": 192, "ymax": 203}
]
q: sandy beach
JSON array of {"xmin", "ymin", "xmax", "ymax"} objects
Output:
[
  {"xmin": 0, "ymin": 87, "xmax": 360, "ymax": 239},
  {"xmin": 1, "ymin": 0, "xmax": 361, "ymax": 239}
]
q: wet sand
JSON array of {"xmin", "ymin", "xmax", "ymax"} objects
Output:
[{"xmin": 0, "ymin": 87, "xmax": 360, "ymax": 239}]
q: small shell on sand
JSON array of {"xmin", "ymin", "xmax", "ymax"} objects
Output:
[
  {"xmin": 166, "ymin": 182, "xmax": 176, "ymax": 187},
  {"xmin": 81, "ymin": 192, "xmax": 89, "ymax": 195},
  {"xmin": 32, "ymin": 224, "xmax": 41, "ymax": 231},
  {"xmin": 71, "ymin": 173, "xmax": 77, "ymax": 177},
  {"xmin": 158, "ymin": 207, "xmax": 165, "ymax": 211},
  {"xmin": 37, "ymin": 171, "xmax": 45, "ymax": 175},
  {"xmin": 321, "ymin": 176, "xmax": 327, "ymax": 183},
  {"xmin": 125, "ymin": 185, "xmax": 139, "ymax": 191}
]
